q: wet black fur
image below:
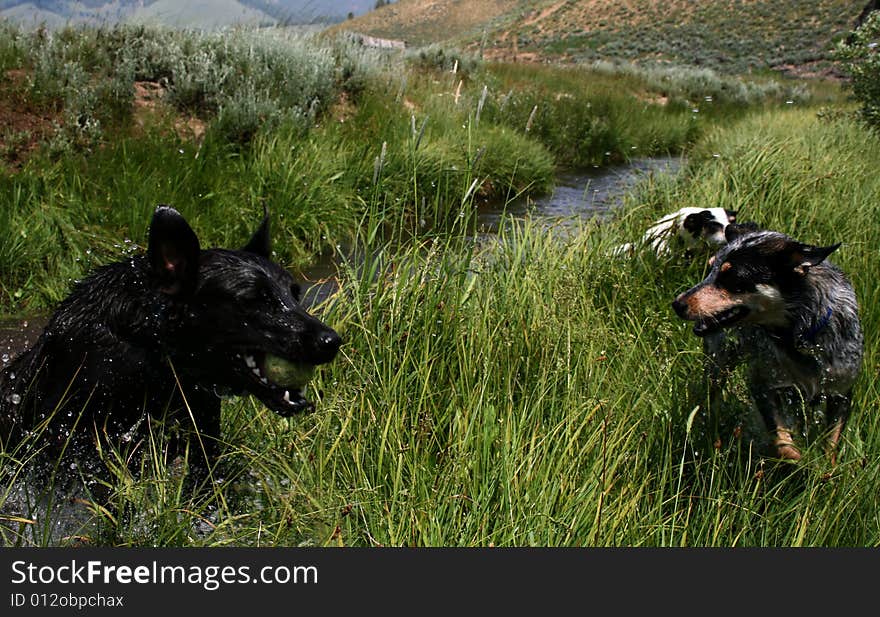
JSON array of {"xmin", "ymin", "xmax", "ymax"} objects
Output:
[{"xmin": 0, "ymin": 206, "xmax": 341, "ymax": 479}]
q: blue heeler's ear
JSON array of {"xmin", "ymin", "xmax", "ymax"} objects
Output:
[
  {"xmin": 790, "ymin": 242, "xmax": 841, "ymax": 275},
  {"xmin": 725, "ymin": 209, "xmax": 738, "ymax": 222},
  {"xmin": 242, "ymin": 205, "xmax": 271, "ymax": 258},
  {"xmin": 147, "ymin": 205, "xmax": 201, "ymax": 297}
]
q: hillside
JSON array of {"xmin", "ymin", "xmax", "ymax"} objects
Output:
[
  {"xmin": 328, "ymin": 0, "xmax": 525, "ymax": 46},
  {"xmin": 336, "ymin": 0, "xmax": 867, "ymax": 74},
  {"xmin": 0, "ymin": 0, "xmax": 376, "ymax": 28},
  {"xmin": 127, "ymin": 0, "xmax": 275, "ymax": 29}
]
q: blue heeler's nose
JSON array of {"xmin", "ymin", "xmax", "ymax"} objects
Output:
[{"xmin": 671, "ymin": 296, "xmax": 688, "ymax": 319}]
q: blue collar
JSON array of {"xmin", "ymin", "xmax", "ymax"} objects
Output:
[{"xmin": 802, "ymin": 306, "xmax": 833, "ymax": 343}]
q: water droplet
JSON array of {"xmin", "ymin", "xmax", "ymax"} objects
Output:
[
  {"xmin": 1, "ymin": 353, "xmax": 8, "ymax": 363},
  {"xmin": 9, "ymin": 393, "xmax": 20, "ymax": 404}
]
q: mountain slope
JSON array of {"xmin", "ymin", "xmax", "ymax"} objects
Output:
[
  {"xmin": 0, "ymin": 0, "xmax": 377, "ymax": 28},
  {"xmin": 328, "ymin": 0, "xmax": 527, "ymax": 46},
  {"xmin": 127, "ymin": 0, "xmax": 274, "ymax": 28},
  {"xmin": 337, "ymin": 0, "xmax": 866, "ymax": 74}
]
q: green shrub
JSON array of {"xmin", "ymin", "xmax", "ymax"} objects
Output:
[
  {"xmin": 407, "ymin": 44, "xmax": 482, "ymax": 77},
  {"xmin": 834, "ymin": 12, "xmax": 880, "ymax": 130},
  {"xmin": 0, "ymin": 23, "xmax": 383, "ymax": 152}
]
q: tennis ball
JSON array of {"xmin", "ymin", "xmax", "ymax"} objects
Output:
[{"xmin": 264, "ymin": 355, "xmax": 314, "ymax": 388}]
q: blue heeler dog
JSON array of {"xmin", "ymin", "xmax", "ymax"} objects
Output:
[{"xmin": 672, "ymin": 224, "xmax": 863, "ymax": 462}]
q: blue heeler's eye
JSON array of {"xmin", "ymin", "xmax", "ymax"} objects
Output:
[{"xmin": 724, "ymin": 274, "xmax": 754, "ymax": 294}]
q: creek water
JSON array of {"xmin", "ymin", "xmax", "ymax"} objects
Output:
[
  {"xmin": 476, "ymin": 156, "xmax": 681, "ymax": 233},
  {"xmin": 299, "ymin": 156, "xmax": 683, "ymax": 305},
  {"xmin": 0, "ymin": 156, "xmax": 682, "ymax": 545}
]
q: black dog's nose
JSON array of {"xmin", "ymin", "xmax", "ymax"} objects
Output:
[
  {"xmin": 313, "ymin": 329, "xmax": 342, "ymax": 363},
  {"xmin": 671, "ymin": 297, "xmax": 688, "ymax": 319},
  {"xmin": 319, "ymin": 330, "xmax": 342, "ymax": 351}
]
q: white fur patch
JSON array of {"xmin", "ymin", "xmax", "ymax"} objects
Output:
[
  {"xmin": 754, "ymin": 283, "xmax": 783, "ymax": 301},
  {"xmin": 748, "ymin": 284, "xmax": 788, "ymax": 326}
]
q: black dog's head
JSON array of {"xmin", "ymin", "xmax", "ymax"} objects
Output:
[
  {"xmin": 672, "ymin": 227, "xmax": 840, "ymax": 337},
  {"xmin": 148, "ymin": 205, "xmax": 342, "ymax": 416}
]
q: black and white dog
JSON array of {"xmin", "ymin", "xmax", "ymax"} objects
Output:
[
  {"xmin": 613, "ymin": 207, "xmax": 737, "ymax": 258},
  {"xmin": 672, "ymin": 225, "xmax": 863, "ymax": 461}
]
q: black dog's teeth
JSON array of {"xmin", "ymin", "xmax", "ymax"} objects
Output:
[
  {"xmin": 241, "ymin": 353, "xmax": 269, "ymax": 384},
  {"xmin": 240, "ymin": 354, "xmax": 303, "ymax": 406}
]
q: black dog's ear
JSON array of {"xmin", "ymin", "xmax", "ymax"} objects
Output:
[
  {"xmin": 789, "ymin": 242, "xmax": 841, "ymax": 275},
  {"xmin": 148, "ymin": 205, "xmax": 201, "ymax": 297},
  {"xmin": 242, "ymin": 206, "xmax": 271, "ymax": 257}
]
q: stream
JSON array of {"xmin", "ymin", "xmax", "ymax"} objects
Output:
[
  {"xmin": 476, "ymin": 156, "xmax": 681, "ymax": 233},
  {"xmin": 299, "ymin": 156, "xmax": 683, "ymax": 305}
]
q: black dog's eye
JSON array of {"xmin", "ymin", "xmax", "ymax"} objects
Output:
[
  {"xmin": 257, "ymin": 285, "xmax": 277, "ymax": 304},
  {"xmin": 241, "ymin": 278, "xmax": 279, "ymax": 306}
]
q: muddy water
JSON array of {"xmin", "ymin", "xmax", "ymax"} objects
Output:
[{"xmin": 0, "ymin": 316, "xmax": 46, "ymax": 369}]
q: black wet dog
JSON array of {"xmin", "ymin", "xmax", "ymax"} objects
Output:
[{"xmin": 0, "ymin": 205, "xmax": 341, "ymax": 477}]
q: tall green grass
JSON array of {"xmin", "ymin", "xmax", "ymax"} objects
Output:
[
  {"xmin": 250, "ymin": 108, "xmax": 880, "ymax": 547},
  {"xmin": 0, "ymin": 22, "xmax": 806, "ymax": 315},
  {"xmin": 4, "ymin": 106, "xmax": 878, "ymax": 547}
]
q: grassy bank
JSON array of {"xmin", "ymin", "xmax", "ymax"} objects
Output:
[
  {"xmin": 0, "ymin": 23, "xmax": 810, "ymax": 315},
  {"xmin": 4, "ymin": 106, "xmax": 878, "ymax": 547}
]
